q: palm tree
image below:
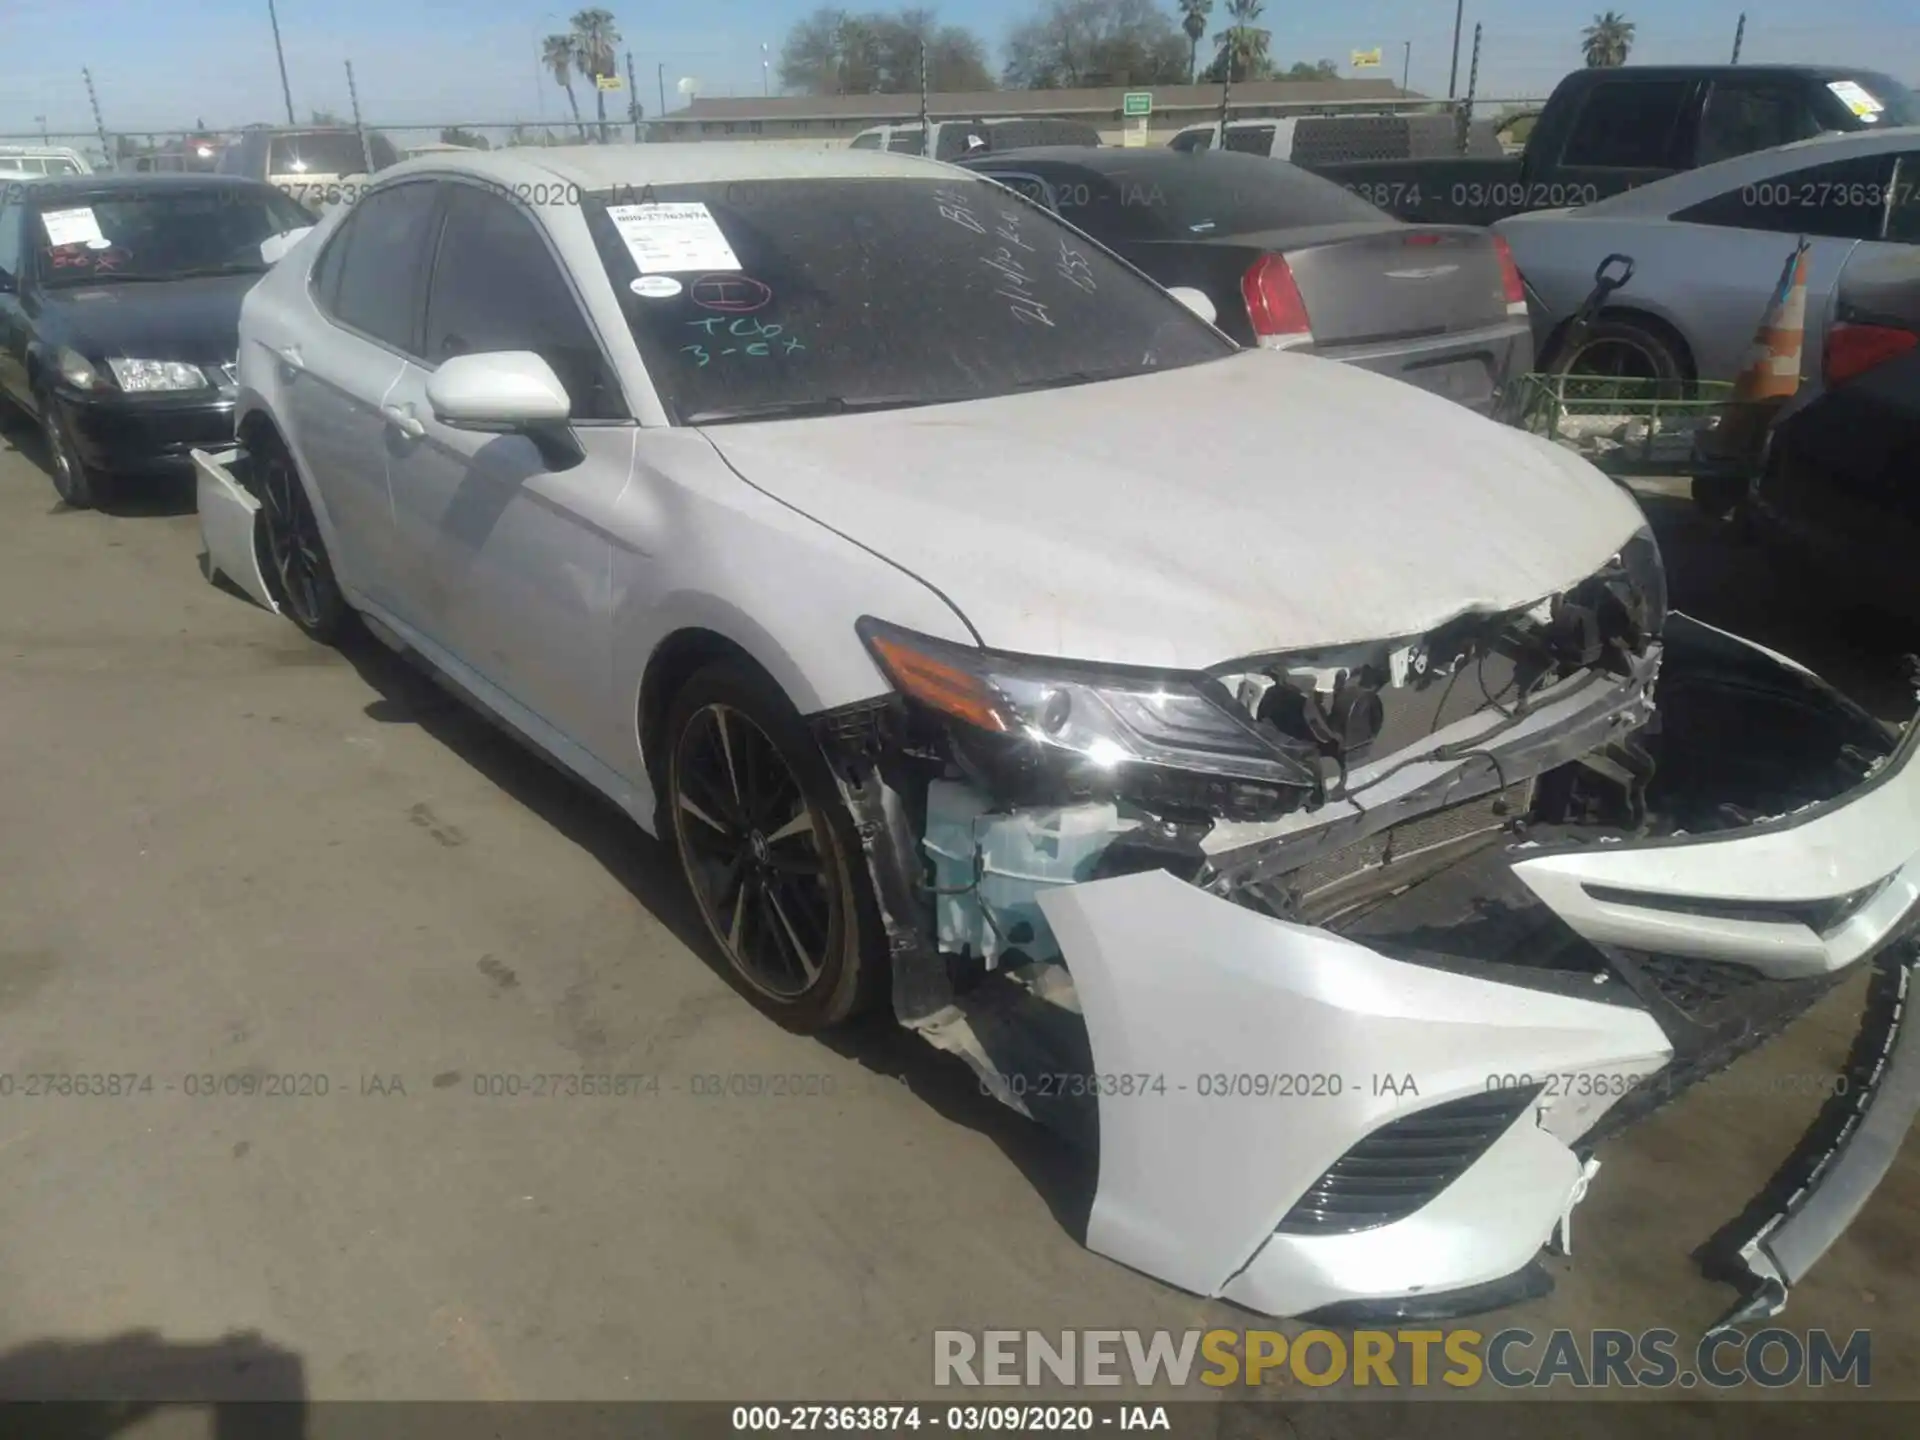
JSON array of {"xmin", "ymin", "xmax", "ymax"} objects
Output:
[
  {"xmin": 1213, "ymin": 0, "xmax": 1272, "ymax": 85},
  {"xmin": 570, "ymin": 9, "xmax": 622, "ymax": 143},
  {"xmin": 543, "ymin": 33, "xmax": 588, "ymax": 141},
  {"xmin": 1180, "ymin": 0, "xmax": 1213, "ymax": 85},
  {"xmin": 1581, "ymin": 11, "xmax": 1635, "ymax": 68}
]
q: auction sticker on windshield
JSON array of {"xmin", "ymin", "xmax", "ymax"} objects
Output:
[
  {"xmin": 607, "ymin": 202, "xmax": 742, "ymax": 273},
  {"xmin": 1829, "ymin": 79, "xmax": 1886, "ymax": 120},
  {"xmin": 40, "ymin": 207, "xmax": 106, "ymax": 247}
]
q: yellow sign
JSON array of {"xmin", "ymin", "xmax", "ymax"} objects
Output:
[
  {"xmin": 1351, "ymin": 48, "xmax": 1383, "ymax": 69},
  {"xmin": 596, "ymin": 73, "xmax": 624, "ymax": 91},
  {"xmin": 1122, "ymin": 118, "xmax": 1149, "ymax": 147}
]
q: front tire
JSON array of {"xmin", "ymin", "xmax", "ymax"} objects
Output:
[
  {"xmin": 663, "ymin": 661, "xmax": 882, "ymax": 1031},
  {"xmin": 38, "ymin": 385, "xmax": 106, "ymax": 510},
  {"xmin": 252, "ymin": 430, "xmax": 349, "ymax": 643}
]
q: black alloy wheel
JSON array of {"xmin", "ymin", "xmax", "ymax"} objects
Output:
[
  {"xmin": 664, "ymin": 662, "xmax": 878, "ymax": 1029},
  {"xmin": 254, "ymin": 433, "xmax": 348, "ymax": 642}
]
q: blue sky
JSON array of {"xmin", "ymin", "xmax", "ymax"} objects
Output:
[{"xmin": 3, "ymin": 0, "xmax": 1914, "ymax": 138}]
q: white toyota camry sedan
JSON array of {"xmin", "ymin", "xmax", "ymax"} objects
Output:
[{"xmin": 195, "ymin": 143, "xmax": 1920, "ymax": 1332}]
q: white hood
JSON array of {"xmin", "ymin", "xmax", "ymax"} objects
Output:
[{"xmin": 700, "ymin": 350, "xmax": 1646, "ymax": 670}]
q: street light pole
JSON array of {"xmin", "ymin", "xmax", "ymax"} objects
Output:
[
  {"xmin": 762, "ymin": 43, "xmax": 770, "ymax": 97},
  {"xmin": 265, "ymin": 0, "xmax": 296, "ymax": 124},
  {"xmin": 658, "ymin": 62, "xmax": 667, "ymax": 118},
  {"xmin": 1402, "ymin": 41, "xmax": 1411, "ymax": 92}
]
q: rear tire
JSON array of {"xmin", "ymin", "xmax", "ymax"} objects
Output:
[
  {"xmin": 1550, "ymin": 315, "xmax": 1687, "ymax": 399},
  {"xmin": 251, "ymin": 429, "xmax": 349, "ymax": 643},
  {"xmin": 663, "ymin": 660, "xmax": 884, "ymax": 1031}
]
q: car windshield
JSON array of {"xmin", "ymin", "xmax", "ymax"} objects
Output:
[
  {"xmin": 583, "ymin": 176, "xmax": 1233, "ymax": 424},
  {"xmin": 1057, "ymin": 153, "xmax": 1390, "ymax": 242},
  {"xmin": 33, "ymin": 186, "xmax": 315, "ymax": 286}
]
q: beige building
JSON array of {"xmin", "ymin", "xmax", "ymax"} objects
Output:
[{"xmin": 650, "ymin": 79, "xmax": 1429, "ymax": 149}]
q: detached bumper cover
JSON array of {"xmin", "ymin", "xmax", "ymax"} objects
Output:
[
  {"xmin": 1706, "ymin": 943, "xmax": 1920, "ymax": 1335},
  {"xmin": 1037, "ymin": 869, "xmax": 1671, "ymax": 1315},
  {"xmin": 193, "ymin": 446, "xmax": 280, "ymax": 617}
]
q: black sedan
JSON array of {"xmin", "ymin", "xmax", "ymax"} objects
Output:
[
  {"xmin": 958, "ymin": 146, "xmax": 1532, "ymax": 414},
  {"xmin": 1752, "ymin": 248, "xmax": 1920, "ymax": 617},
  {"xmin": 0, "ymin": 173, "xmax": 314, "ymax": 507}
]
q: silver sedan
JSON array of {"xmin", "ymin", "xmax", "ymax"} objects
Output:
[{"xmin": 1498, "ymin": 126, "xmax": 1920, "ymax": 386}]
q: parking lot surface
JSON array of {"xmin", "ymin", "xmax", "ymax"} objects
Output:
[{"xmin": 1, "ymin": 430, "xmax": 1916, "ymax": 1404}]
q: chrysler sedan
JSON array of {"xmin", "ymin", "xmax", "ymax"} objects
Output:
[{"xmin": 194, "ymin": 144, "xmax": 1920, "ymax": 1332}]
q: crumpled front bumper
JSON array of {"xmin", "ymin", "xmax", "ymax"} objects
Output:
[{"xmin": 1029, "ymin": 617, "xmax": 1920, "ymax": 1322}]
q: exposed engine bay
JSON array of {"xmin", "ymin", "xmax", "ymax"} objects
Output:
[{"xmin": 810, "ymin": 531, "xmax": 1920, "ymax": 1331}]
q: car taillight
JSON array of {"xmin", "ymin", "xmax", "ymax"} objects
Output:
[
  {"xmin": 1241, "ymin": 253, "xmax": 1312, "ymax": 346},
  {"xmin": 1825, "ymin": 321, "xmax": 1918, "ymax": 386},
  {"xmin": 1491, "ymin": 234, "xmax": 1526, "ymax": 310}
]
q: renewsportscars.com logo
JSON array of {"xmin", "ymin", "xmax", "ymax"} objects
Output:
[{"xmin": 933, "ymin": 1327, "xmax": 1872, "ymax": 1390}]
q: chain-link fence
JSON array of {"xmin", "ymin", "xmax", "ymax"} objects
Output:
[{"xmin": 0, "ymin": 94, "xmax": 1546, "ymax": 173}]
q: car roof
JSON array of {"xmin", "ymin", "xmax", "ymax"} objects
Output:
[
  {"xmin": 6, "ymin": 172, "xmax": 279, "ymax": 202},
  {"xmin": 1569, "ymin": 123, "xmax": 1920, "ymax": 218},
  {"xmin": 376, "ymin": 142, "xmax": 961, "ymax": 189},
  {"xmin": 962, "ymin": 146, "xmax": 1291, "ymax": 178}
]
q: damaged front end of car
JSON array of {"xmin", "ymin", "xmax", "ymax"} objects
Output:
[{"xmin": 809, "ymin": 528, "xmax": 1920, "ymax": 1330}]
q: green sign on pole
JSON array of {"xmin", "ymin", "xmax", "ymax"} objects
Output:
[{"xmin": 1122, "ymin": 91, "xmax": 1153, "ymax": 117}]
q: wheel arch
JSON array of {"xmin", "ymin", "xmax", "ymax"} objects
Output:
[
  {"xmin": 636, "ymin": 624, "xmax": 825, "ymax": 792},
  {"xmin": 1542, "ymin": 303, "xmax": 1699, "ymax": 383}
]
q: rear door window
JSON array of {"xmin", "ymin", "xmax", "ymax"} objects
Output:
[
  {"xmin": 1672, "ymin": 152, "xmax": 1897, "ymax": 241},
  {"xmin": 1221, "ymin": 125, "xmax": 1277, "ymax": 157},
  {"xmin": 321, "ymin": 179, "xmax": 441, "ymax": 352},
  {"xmin": 1696, "ymin": 81, "xmax": 1824, "ymax": 166},
  {"xmin": 1561, "ymin": 79, "xmax": 1693, "ymax": 168},
  {"xmin": 1881, "ymin": 154, "xmax": 1920, "ymax": 244},
  {"xmin": 1168, "ymin": 129, "xmax": 1213, "ymax": 153}
]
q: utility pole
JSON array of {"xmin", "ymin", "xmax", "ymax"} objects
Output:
[
  {"xmin": 81, "ymin": 68, "xmax": 111, "ymax": 169},
  {"xmin": 762, "ymin": 43, "xmax": 770, "ymax": 97},
  {"xmin": 919, "ymin": 40, "xmax": 930, "ymax": 147},
  {"xmin": 658, "ymin": 63, "xmax": 667, "ymax": 119},
  {"xmin": 345, "ymin": 60, "xmax": 372, "ymax": 175},
  {"xmin": 1402, "ymin": 41, "xmax": 1411, "ymax": 93},
  {"xmin": 1448, "ymin": 0, "xmax": 1465, "ymax": 99},
  {"xmin": 1460, "ymin": 22, "xmax": 1482, "ymax": 155},
  {"xmin": 266, "ymin": 0, "xmax": 296, "ymax": 124},
  {"xmin": 1731, "ymin": 13, "xmax": 1747, "ymax": 64},
  {"xmin": 625, "ymin": 50, "xmax": 641, "ymax": 144}
]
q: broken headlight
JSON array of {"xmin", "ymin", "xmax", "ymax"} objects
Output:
[
  {"xmin": 1621, "ymin": 525, "xmax": 1668, "ymax": 641},
  {"xmin": 857, "ymin": 617, "xmax": 1319, "ymax": 819}
]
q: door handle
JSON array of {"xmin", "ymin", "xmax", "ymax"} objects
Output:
[{"xmin": 382, "ymin": 403, "xmax": 425, "ymax": 440}]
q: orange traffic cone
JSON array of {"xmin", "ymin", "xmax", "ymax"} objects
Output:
[
  {"xmin": 1702, "ymin": 236, "xmax": 1811, "ymax": 473},
  {"xmin": 1733, "ymin": 236, "xmax": 1812, "ymax": 401}
]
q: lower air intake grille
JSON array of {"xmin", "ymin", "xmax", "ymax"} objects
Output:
[{"xmin": 1276, "ymin": 1084, "xmax": 1543, "ymax": 1235}]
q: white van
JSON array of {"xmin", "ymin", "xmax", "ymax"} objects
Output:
[
  {"xmin": 0, "ymin": 146, "xmax": 93, "ymax": 176},
  {"xmin": 850, "ymin": 117, "xmax": 1101, "ymax": 161},
  {"xmin": 1167, "ymin": 114, "xmax": 1503, "ymax": 164}
]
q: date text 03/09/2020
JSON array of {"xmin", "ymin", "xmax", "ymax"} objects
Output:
[{"xmin": 730, "ymin": 1405, "xmax": 1170, "ymax": 1433}]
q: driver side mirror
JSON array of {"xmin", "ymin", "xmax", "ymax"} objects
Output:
[{"xmin": 426, "ymin": 351, "xmax": 583, "ymax": 469}]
